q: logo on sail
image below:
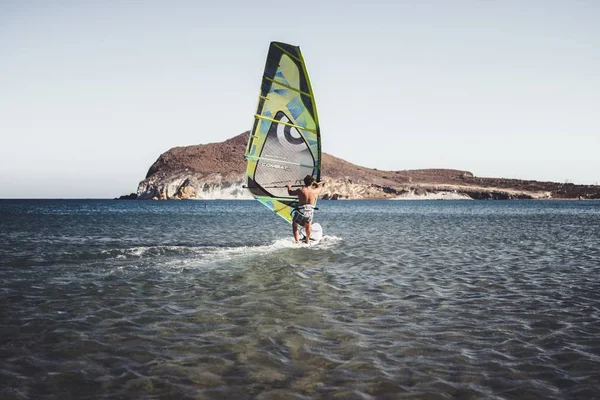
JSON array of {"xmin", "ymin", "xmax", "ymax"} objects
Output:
[{"xmin": 261, "ymin": 162, "xmax": 289, "ymax": 170}]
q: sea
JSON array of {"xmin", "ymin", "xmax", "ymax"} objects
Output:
[{"xmin": 1, "ymin": 199, "xmax": 599, "ymax": 399}]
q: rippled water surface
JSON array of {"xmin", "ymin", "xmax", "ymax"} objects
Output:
[{"xmin": 1, "ymin": 199, "xmax": 600, "ymax": 399}]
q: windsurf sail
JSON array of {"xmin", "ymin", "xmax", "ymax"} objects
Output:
[{"xmin": 244, "ymin": 42, "xmax": 321, "ymax": 223}]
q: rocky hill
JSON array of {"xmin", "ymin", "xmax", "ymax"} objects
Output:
[{"xmin": 130, "ymin": 132, "xmax": 600, "ymax": 200}]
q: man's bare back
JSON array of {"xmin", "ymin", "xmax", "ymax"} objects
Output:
[
  {"xmin": 296, "ymin": 184, "xmax": 321, "ymax": 206},
  {"xmin": 286, "ymin": 181, "xmax": 323, "ymax": 206}
]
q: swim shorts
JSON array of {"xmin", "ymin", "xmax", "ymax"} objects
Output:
[{"xmin": 292, "ymin": 205, "xmax": 314, "ymax": 225}]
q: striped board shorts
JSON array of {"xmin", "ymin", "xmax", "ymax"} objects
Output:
[{"xmin": 292, "ymin": 205, "xmax": 315, "ymax": 225}]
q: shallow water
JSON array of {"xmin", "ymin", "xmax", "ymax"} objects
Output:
[{"xmin": 1, "ymin": 199, "xmax": 600, "ymax": 399}]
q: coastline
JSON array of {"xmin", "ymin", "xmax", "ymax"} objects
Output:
[{"xmin": 392, "ymin": 191, "xmax": 473, "ymax": 200}]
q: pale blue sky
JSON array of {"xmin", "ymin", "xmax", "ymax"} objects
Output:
[{"xmin": 1, "ymin": 0, "xmax": 598, "ymax": 198}]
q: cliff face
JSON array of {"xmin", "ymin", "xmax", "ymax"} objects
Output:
[
  {"xmin": 136, "ymin": 134, "xmax": 250, "ymax": 200},
  {"xmin": 135, "ymin": 132, "xmax": 600, "ymax": 200}
]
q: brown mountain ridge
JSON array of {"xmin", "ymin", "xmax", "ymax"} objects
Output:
[{"xmin": 126, "ymin": 132, "xmax": 600, "ymax": 200}]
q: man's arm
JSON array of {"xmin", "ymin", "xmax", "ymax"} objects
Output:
[
  {"xmin": 287, "ymin": 184, "xmax": 300, "ymax": 196},
  {"xmin": 312, "ymin": 181, "xmax": 325, "ymax": 193}
]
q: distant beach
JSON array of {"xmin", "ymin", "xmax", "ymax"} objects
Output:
[{"xmin": 392, "ymin": 190, "xmax": 473, "ymax": 200}]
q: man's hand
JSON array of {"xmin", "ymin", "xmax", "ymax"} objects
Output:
[{"xmin": 286, "ymin": 184, "xmax": 292, "ymax": 190}]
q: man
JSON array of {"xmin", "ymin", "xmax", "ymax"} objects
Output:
[{"xmin": 287, "ymin": 175, "xmax": 324, "ymax": 244}]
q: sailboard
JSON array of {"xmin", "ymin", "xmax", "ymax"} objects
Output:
[{"xmin": 244, "ymin": 42, "xmax": 321, "ymax": 224}]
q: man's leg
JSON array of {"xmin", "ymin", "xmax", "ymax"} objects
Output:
[
  {"xmin": 292, "ymin": 222, "xmax": 299, "ymax": 243},
  {"xmin": 304, "ymin": 222, "xmax": 311, "ymax": 244}
]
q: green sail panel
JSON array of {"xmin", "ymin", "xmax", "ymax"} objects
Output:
[{"xmin": 245, "ymin": 42, "xmax": 321, "ymax": 224}]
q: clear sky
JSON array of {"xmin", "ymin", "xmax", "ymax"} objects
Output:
[{"xmin": 1, "ymin": 0, "xmax": 598, "ymax": 198}]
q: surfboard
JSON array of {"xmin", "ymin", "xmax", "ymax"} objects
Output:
[{"xmin": 299, "ymin": 222, "xmax": 323, "ymax": 244}]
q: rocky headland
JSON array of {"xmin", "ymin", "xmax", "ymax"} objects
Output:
[{"xmin": 131, "ymin": 132, "xmax": 600, "ymax": 201}]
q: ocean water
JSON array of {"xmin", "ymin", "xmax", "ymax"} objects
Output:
[{"xmin": 1, "ymin": 199, "xmax": 599, "ymax": 399}]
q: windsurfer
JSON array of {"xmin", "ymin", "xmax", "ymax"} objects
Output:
[{"xmin": 287, "ymin": 175, "xmax": 324, "ymax": 244}]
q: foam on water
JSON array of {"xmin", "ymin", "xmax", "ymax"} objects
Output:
[{"xmin": 99, "ymin": 235, "xmax": 344, "ymax": 272}]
